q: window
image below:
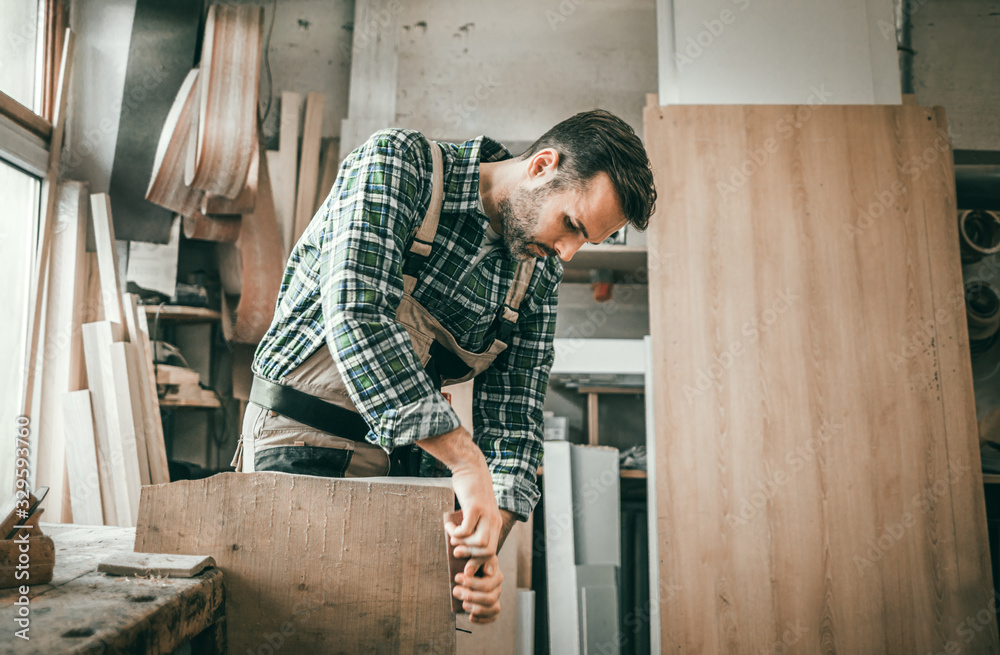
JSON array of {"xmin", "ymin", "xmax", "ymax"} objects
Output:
[
  {"xmin": 0, "ymin": 0, "xmax": 45, "ymax": 112},
  {"xmin": 0, "ymin": 0, "xmax": 48, "ymax": 500},
  {"xmin": 0, "ymin": 163, "xmax": 40, "ymax": 499}
]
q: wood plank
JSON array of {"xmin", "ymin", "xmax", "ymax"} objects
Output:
[
  {"xmin": 316, "ymin": 137, "xmax": 339, "ymax": 213},
  {"xmin": 35, "ymin": 181, "xmax": 89, "ymax": 523},
  {"xmin": 122, "ymin": 342, "xmax": 152, "ymax": 487},
  {"xmin": 273, "ymin": 90, "xmax": 301, "ymax": 257},
  {"xmin": 145, "ymin": 68, "xmax": 204, "ymax": 218},
  {"xmin": 90, "ymin": 193, "xmax": 125, "ymax": 327},
  {"xmin": 98, "ymin": 552, "xmax": 215, "ymax": 578},
  {"xmin": 188, "ymin": 5, "xmax": 263, "ymax": 199},
  {"xmin": 0, "ymin": 90, "xmax": 52, "ymax": 141},
  {"xmin": 155, "ymin": 364, "xmax": 200, "ymax": 386},
  {"xmin": 19, "ymin": 28, "xmax": 73, "ymax": 434},
  {"xmin": 81, "ymin": 321, "xmax": 124, "ymax": 526},
  {"xmin": 134, "ymin": 472, "xmax": 456, "ymax": 654},
  {"xmin": 108, "ymin": 342, "xmax": 143, "ymax": 525},
  {"xmin": 133, "ymin": 299, "xmax": 169, "ymax": 484},
  {"xmin": 292, "ymin": 91, "xmax": 324, "ymax": 244},
  {"xmin": 644, "ymin": 104, "xmax": 997, "ymax": 654},
  {"xmin": 587, "ymin": 392, "xmax": 599, "ymax": 446},
  {"xmin": 62, "ymin": 390, "xmax": 105, "ymax": 525}
]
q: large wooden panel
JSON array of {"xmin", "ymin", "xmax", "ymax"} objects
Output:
[
  {"xmin": 134, "ymin": 472, "xmax": 456, "ymax": 654},
  {"xmin": 644, "ymin": 104, "xmax": 997, "ymax": 654}
]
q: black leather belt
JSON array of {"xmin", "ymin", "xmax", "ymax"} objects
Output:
[{"xmin": 249, "ymin": 376, "xmax": 371, "ymax": 442}]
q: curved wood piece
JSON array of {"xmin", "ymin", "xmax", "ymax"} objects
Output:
[
  {"xmin": 186, "ymin": 5, "xmax": 263, "ymax": 199},
  {"xmin": 220, "ymin": 129, "xmax": 284, "ymax": 344},
  {"xmin": 182, "ymin": 214, "xmax": 242, "ymax": 242},
  {"xmin": 146, "ymin": 68, "xmax": 203, "ymax": 217},
  {"xmin": 201, "ymin": 126, "xmax": 259, "ymax": 215}
]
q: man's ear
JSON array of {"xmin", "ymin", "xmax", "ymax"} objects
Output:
[{"xmin": 526, "ymin": 148, "xmax": 560, "ymax": 182}]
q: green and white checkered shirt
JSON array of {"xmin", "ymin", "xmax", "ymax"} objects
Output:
[{"xmin": 253, "ymin": 128, "xmax": 562, "ymax": 519}]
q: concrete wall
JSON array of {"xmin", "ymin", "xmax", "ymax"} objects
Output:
[{"xmin": 910, "ymin": 0, "xmax": 1000, "ymax": 150}]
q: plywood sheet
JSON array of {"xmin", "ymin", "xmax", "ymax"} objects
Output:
[
  {"xmin": 134, "ymin": 472, "xmax": 456, "ymax": 654},
  {"xmin": 644, "ymin": 104, "xmax": 997, "ymax": 654}
]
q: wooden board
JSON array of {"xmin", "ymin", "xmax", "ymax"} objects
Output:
[
  {"xmin": 62, "ymin": 390, "xmax": 105, "ymax": 525},
  {"xmin": 316, "ymin": 137, "xmax": 339, "ymax": 212},
  {"xmin": 35, "ymin": 181, "xmax": 89, "ymax": 523},
  {"xmin": 134, "ymin": 472, "xmax": 456, "ymax": 654},
  {"xmin": 146, "ymin": 68, "xmax": 204, "ymax": 218},
  {"xmin": 133, "ymin": 300, "xmax": 169, "ymax": 485},
  {"xmin": 155, "ymin": 364, "xmax": 200, "ymax": 386},
  {"xmin": 188, "ymin": 5, "xmax": 263, "ymax": 199},
  {"xmin": 108, "ymin": 342, "xmax": 143, "ymax": 525},
  {"xmin": 644, "ymin": 104, "xmax": 997, "ymax": 654},
  {"xmin": 90, "ymin": 193, "xmax": 125, "ymax": 326},
  {"xmin": 273, "ymin": 90, "xmax": 301, "ymax": 256},
  {"xmin": 292, "ymin": 91, "xmax": 324, "ymax": 244},
  {"xmin": 81, "ymin": 321, "xmax": 124, "ymax": 526},
  {"xmin": 19, "ymin": 28, "xmax": 73, "ymax": 430},
  {"xmin": 98, "ymin": 552, "xmax": 215, "ymax": 578}
]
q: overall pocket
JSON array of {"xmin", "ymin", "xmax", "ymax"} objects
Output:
[{"xmin": 254, "ymin": 445, "xmax": 354, "ymax": 478}]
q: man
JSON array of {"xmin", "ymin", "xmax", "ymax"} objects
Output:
[{"xmin": 231, "ymin": 109, "xmax": 656, "ymax": 623}]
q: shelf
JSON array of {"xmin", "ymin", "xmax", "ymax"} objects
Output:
[
  {"xmin": 561, "ymin": 245, "xmax": 647, "ymax": 273},
  {"xmin": 159, "ymin": 396, "xmax": 222, "ymax": 409},
  {"xmin": 144, "ymin": 305, "xmax": 222, "ymax": 323},
  {"xmin": 537, "ymin": 465, "xmax": 646, "ymax": 480},
  {"xmin": 983, "ymin": 473, "xmax": 1000, "ymax": 485}
]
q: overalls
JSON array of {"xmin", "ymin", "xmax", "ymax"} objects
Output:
[{"xmin": 231, "ymin": 140, "xmax": 537, "ymax": 477}]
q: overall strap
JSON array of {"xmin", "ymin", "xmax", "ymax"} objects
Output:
[
  {"xmin": 493, "ymin": 259, "xmax": 538, "ymax": 342},
  {"xmin": 403, "ymin": 140, "xmax": 444, "ymax": 283}
]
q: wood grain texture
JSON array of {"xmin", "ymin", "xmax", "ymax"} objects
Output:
[
  {"xmin": 182, "ymin": 213, "xmax": 241, "ymax": 242},
  {"xmin": 226, "ymin": 133, "xmax": 284, "ymax": 344},
  {"xmin": 62, "ymin": 390, "xmax": 105, "ymax": 525},
  {"xmin": 188, "ymin": 5, "xmax": 263, "ymax": 199},
  {"xmin": 90, "ymin": 193, "xmax": 124, "ymax": 326},
  {"xmin": 134, "ymin": 472, "xmax": 457, "ymax": 654},
  {"xmin": 126, "ymin": 294, "xmax": 169, "ymax": 485},
  {"xmin": 19, "ymin": 28, "xmax": 72, "ymax": 423},
  {"xmin": 293, "ymin": 91, "xmax": 324, "ymax": 244},
  {"xmin": 0, "ymin": 524, "xmax": 225, "ymax": 655},
  {"xmin": 273, "ymin": 90, "xmax": 301, "ymax": 256},
  {"xmin": 644, "ymin": 104, "xmax": 998, "ymax": 654},
  {"xmin": 81, "ymin": 320, "xmax": 124, "ymax": 527},
  {"xmin": 108, "ymin": 341, "xmax": 143, "ymax": 525},
  {"xmin": 146, "ymin": 68, "xmax": 204, "ymax": 217},
  {"xmin": 36, "ymin": 181, "xmax": 89, "ymax": 523}
]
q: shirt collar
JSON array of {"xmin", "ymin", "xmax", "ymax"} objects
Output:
[{"xmin": 442, "ymin": 135, "xmax": 512, "ymax": 217}]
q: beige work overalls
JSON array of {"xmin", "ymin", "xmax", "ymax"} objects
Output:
[{"xmin": 232, "ymin": 140, "xmax": 537, "ymax": 477}]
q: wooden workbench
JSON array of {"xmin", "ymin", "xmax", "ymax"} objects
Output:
[{"xmin": 0, "ymin": 523, "xmax": 224, "ymax": 654}]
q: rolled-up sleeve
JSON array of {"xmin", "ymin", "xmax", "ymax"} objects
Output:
[
  {"xmin": 319, "ymin": 130, "xmax": 462, "ymax": 451},
  {"xmin": 472, "ymin": 260, "xmax": 562, "ymax": 520}
]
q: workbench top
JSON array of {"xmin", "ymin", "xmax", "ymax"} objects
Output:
[{"xmin": 0, "ymin": 523, "xmax": 224, "ymax": 654}]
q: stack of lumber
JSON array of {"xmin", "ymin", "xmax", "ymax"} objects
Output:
[{"xmin": 64, "ymin": 193, "xmax": 171, "ymax": 528}]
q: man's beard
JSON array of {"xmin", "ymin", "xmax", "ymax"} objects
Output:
[{"xmin": 495, "ymin": 184, "xmax": 556, "ymax": 260}]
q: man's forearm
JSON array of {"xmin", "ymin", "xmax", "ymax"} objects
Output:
[{"xmin": 497, "ymin": 509, "xmax": 518, "ymax": 553}]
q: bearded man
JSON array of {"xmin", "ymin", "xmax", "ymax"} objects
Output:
[{"xmin": 231, "ymin": 109, "xmax": 657, "ymax": 623}]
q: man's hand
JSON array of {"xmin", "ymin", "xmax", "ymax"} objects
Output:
[
  {"xmin": 452, "ymin": 553, "xmax": 503, "ymax": 623},
  {"xmin": 418, "ymin": 426, "xmax": 503, "ymax": 567}
]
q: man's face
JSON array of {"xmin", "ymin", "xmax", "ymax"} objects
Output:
[{"xmin": 496, "ymin": 151, "xmax": 628, "ymax": 261}]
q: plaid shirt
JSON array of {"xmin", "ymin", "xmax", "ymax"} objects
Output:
[{"xmin": 253, "ymin": 129, "xmax": 562, "ymax": 519}]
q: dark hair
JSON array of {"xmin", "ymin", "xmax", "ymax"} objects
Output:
[{"xmin": 521, "ymin": 109, "xmax": 657, "ymax": 231}]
